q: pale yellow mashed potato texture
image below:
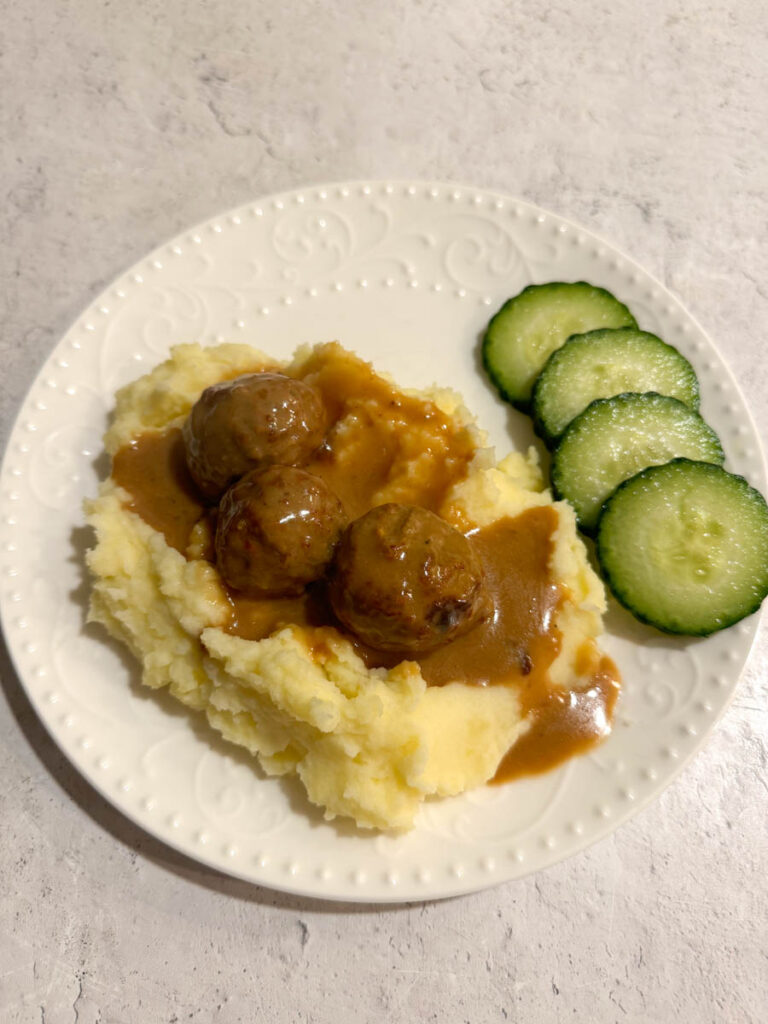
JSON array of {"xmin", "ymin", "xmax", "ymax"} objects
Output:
[{"xmin": 86, "ymin": 343, "xmax": 607, "ymax": 830}]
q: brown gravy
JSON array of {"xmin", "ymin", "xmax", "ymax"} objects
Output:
[
  {"xmin": 416, "ymin": 508, "xmax": 561, "ymax": 688},
  {"xmin": 111, "ymin": 344, "xmax": 619, "ymax": 781},
  {"xmin": 113, "ymin": 428, "xmax": 204, "ymax": 554},
  {"xmin": 296, "ymin": 344, "xmax": 477, "ymax": 519},
  {"xmin": 493, "ymin": 652, "xmax": 620, "ymax": 783}
]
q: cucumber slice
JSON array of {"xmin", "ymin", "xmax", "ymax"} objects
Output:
[
  {"xmin": 482, "ymin": 282, "xmax": 637, "ymax": 411},
  {"xmin": 532, "ymin": 327, "xmax": 700, "ymax": 446},
  {"xmin": 551, "ymin": 392, "xmax": 725, "ymax": 533},
  {"xmin": 597, "ymin": 459, "xmax": 768, "ymax": 635}
]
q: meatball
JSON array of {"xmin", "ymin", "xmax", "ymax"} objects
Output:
[
  {"xmin": 328, "ymin": 503, "xmax": 491, "ymax": 652},
  {"xmin": 183, "ymin": 372, "xmax": 326, "ymax": 501},
  {"xmin": 215, "ymin": 465, "xmax": 347, "ymax": 596}
]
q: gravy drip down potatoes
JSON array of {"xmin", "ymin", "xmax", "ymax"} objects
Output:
[{"xmin": 86, "ymin": 341, "xmax": 618, "ymax": 830}]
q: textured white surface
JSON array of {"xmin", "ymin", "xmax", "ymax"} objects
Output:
[{"xmin": 1, "ymin": 0, "xmax": 766, "ymax": 1020}]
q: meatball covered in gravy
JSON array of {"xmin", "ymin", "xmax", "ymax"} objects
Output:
[
  {"xmin": 329, "ymin": 503, "xmax": 491, "ymax": 652},
  {"xmin": 215, "ymin": 465, "xmax": 347, "ymax": 596},
  {"xmin": 183, "ymin": 372, "xmax": 326, "ymax": 500}
]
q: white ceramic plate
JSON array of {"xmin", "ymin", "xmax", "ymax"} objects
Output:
[{"xmin": 1, "ymin": 181, "xmax": 765, "ymax": 903}]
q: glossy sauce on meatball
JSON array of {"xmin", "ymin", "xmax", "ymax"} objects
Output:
[
  {"xmin": 215, "ymin": 465, "xmax": 347, "ymax": 596},
  {"xmin": 328, "ymin": 503, "xmax": 491, "ymax": 652},
  {"xmin": 183, "ymin": 372, "xmax": 326, "ymax": 501}
]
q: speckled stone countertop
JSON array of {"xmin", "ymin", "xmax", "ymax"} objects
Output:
[{"xmin": 2, "ymin": 1, "xmax": 767, "ymax": 1021}]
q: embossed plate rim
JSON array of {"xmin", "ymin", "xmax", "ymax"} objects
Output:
[{"xmin": 0, "ymin": 179, "xmax": 764, "ymax": 902}]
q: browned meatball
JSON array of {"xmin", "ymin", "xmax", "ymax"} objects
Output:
[
  {"xmin": 215, "ymin": 465, "xmax": 347, "ymax": 596},
  {"xmin": 183, "ymin": 372, "xmax": 326, "ymax": 501},
  {"xmin": 328, "ymin": 503, "xmax": 491, "ymax": 652}
]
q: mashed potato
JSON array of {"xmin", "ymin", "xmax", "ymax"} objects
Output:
[{"xmin": 85, "ymin": 342, "xmax": 609, "ymax": 830}]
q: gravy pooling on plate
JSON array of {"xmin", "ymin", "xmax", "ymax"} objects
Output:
[{"xmin": 110, "ymin": 342, "xmax": 619, "ymax": 787}]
